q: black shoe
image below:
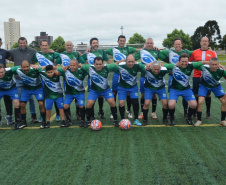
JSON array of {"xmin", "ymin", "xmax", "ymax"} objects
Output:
[
  {"xmin": 142, "ymin": 120, "xmax": 147, "ymax": 126},
  {"xmin": 114, "ymin": 120, "xmax": 119, "ymax": 127},
  {"xmin": 98, "ymin": 112, "xmax": 105, "ymax": 119},
  {"xmin": 40, "ymin": 122, "xmax": 46, "ymax": 129},
  {"xmin": 84, "ymin": 121, "xmax": 90, "ymax": 128},
  {"xmin": 14, "ymin": 122, "xmax": 19, "ymax": 130},
  {"xmin": 169, "ymin": 119, "xmax": 175, "ymax": 126},
  {"xmin": 79, "ymin": 120, "xmax": 85, "ymax": 127},
  {"xmin": 19, "ymin": 121, "xmax": 27, "ymax": 129},
  {"xmin": 186, "ymin": 118, "xmax": 194, "ymax": 125},
  {"xmin": 60, "ymin": 120, "xmax": 67, "ymax": 127},
  {"xmin": 45, "ymin": 121, "xmax": 50, "ymax": 128},
  {"xmin": 163, "ymin": 119, "xmax": 169, "ymax": 125},
  {"xmin": 206, "ymin": 112, "xmax": 211, "ymax": 119}
]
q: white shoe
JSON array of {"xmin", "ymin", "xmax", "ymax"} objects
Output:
[
  {"xmin": 138, "ymin": 112, "xmax": 143, "ymax": 119},
  {"xmin": 110, "ymin": 114, "xmax": 113, "ymax": 119},
  {"xmin": 151, "ymin": 112, "xmax": 157, "ymax": 119},
  {"xmin": 194, "ymin": 120, "xmax": 202, "ymax": 127},
  {"xmin": 220, "ymin": 120, "xmax": 226, "ymax": 126},
  {"xmin": 128, "ymin": 112, "xmax": 133, "ymax": 118},
  {"xmin": 126, "ymin": 110, "xmax": 130, "ymax": 114}
]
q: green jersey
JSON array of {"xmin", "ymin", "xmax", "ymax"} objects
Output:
[
  {"xmin": 58, "ymin": 67, "xmax": 87, "ymax": 95},
  {"xmin": 161, "ymin": 49, "xmax": 193, "ymax": 64},
  {"xmin": 12, "ymin": 66, "xmax": 42, "ymax": 90},
  {"xmin": 0, "ymin": 68, "xmax": 16, "ymax": 91},
  {"xmin": 164, "ymin": 62, "xmax": 203, "ymax": 90},
  {"xmin": 105, "ymin": 46, "xmax": 136, "ymax": 62},
  {"xmin": 134, "ymin": 48, "xmax": 166, "ymax": 77},
  {"xmin": 55, "ymin": 51, "xmax": 86, "ymax": 65},
  {"xmin": 114, "ymin": 62, "xmax": 145, "ymax": 88},
  {"xmin": 38, "ymin": 68, "xmax": 63, "ymax": 99},
  {"xmin": 82, "ymin": 49, "xmax": 109, "ymax": 65},
  {"xmin": 200, "ymin": 65, "xmax": 226, "ymax": 88},
  {"xmin": 33, "ymin": 51, "xmax": 60, "ymax": 66},
  {"xmin": 141, "ymin": 67, "xmax": 168, "ymax": 90},
  {"xmin": 82, "ymin": 63, "xmax": 116, "ymax": 92}
]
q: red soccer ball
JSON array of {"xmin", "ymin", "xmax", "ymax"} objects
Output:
[
  {"xmin": 91, "ymin": 120, "xmax": 102, "ymax": 131},
  {"xmin": 120, "ymin": 119, "xmax": 131, "ymax": 130}
]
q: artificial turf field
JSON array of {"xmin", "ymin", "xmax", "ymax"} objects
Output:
[{"xmin": 0, "ymin": 72, "xmax": 226, "ymax": 185}]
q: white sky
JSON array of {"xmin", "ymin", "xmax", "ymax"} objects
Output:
[{"xmin": 0, "ymin": 0, "xmax": 226, "ymax": 49}]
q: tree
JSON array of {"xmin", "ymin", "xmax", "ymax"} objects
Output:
[
  {"xmin": 11, "ymin": 42, "xmax": 19, "ymax": 49},
  {"xmin": 162, "ymin": 29, "xmax": 192, "ymax": 50},
  {"xmin": 128, "ymin": 33, "xmax": 145, "ymax": 44},
  {"xmin": 29, "ymin": 41, "xmax": 40, "ymax": 51},
  {"xmin": 220, "ymin": 34, "xmax": 226, "ymax": 49},
  {"xmin": 49, "ymin": 36, "xmax": 65, "ymax": 53},
  {"xmin": 191, "ymin": 20, "xmax": 221, "ymax": 49}
]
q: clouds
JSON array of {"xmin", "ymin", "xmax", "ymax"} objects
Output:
[{"xmin": 0, "ymin": 0, "xmax": 226, "ymax": 49}]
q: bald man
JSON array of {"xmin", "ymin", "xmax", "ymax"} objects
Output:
[{"xmin": 190, "ymin": 37, "xmax": 217, "ymax": 119}]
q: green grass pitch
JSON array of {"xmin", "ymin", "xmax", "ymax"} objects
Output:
[{"xmin": 0, "ymin": 71, "xmax": 226, "ymax": 184}]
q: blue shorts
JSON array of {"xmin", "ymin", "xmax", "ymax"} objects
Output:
[
  {"xmin": 193, "ymin": 77, "xmax": 211, "ymax": 95},
  {"xmin": 87, "ymin": 88, "xmax": 114, "ymax": 101},
  {"xmin": 0, "ymin": 87, "xmax": 19, "ymax": 100},
  {"xmin": 168, "ymin": 75, "xmax": 173, "ymax": 89},
  {"xmin": 112, "ymin": 73, "xmax": 119, "ymax": 91},
  {"xmin": 144, "ymin": 87, "xmax": 167, "ymax": 100},
  {"xmin": 64, "ymin": 93, "xmax": 85, "ymax": 106},
  {"xmin": 169, "ymin": 88, "xmax": 196, "ymax": 102},
  {"xmin": 140, "ymin": 77, "xmax": 145, "ymax": 94},
  {"xmin": 118, "ymin": 86, "xmax": 139, "ymax": 100},
  {"xmin": 20, "ymin": 87, "xmax": 44, "ymax": 102},
  {"xmin": 46, "ymin": 97, "xmax": 64, "ymax": 110},
  {"xmin": 198, "ymin": 84, "xmax": 225, "ymax": 98}
]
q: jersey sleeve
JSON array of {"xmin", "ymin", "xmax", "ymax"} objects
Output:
[
  {"xmin": 106, "ymin": 63, "xmax": 116, "ymax": 72},
  {"xmin": 192, "ymin": 62, "xmax": 203, "ymax": 70},
  {"xmin": 188, "ymin": 50, "xmax": 193, "ymax": 56},
  {"xmin": 10, "ymin": 66, "xmax": 20, "ymax": 74},
  {"xmin": 104, "ymin": 48, "xmax": 113, "ymax": 56},
  {"xmin": 55, "ymin": 55, "xmax": 62, "ymax": 65},
  {"xmin": 222, "ymin": 70, "xmax": 226, "ymax": 78},
  {"xmin": 78, "ymin": 55, "xmax": 86, "ymax": 64},
  {"xmin": 103, "ymin": 51, "xmax": 110, "ymax": 62},
  {"xmin": 57, "ymin": 67, "xmax": 65, "ymax": 76},
  {"xmin": 134, "ymin": 50, "xmax": 141, "ymax": 60},
  {"xmin": 82, "ymin": 53, "xmax": 87, "ymax": 61},
  {"xmin": 33, "ymin": 54, "xmax": 38, "ymax": 64},
  {"xmin": 81, "ymin": 64, "xmax": 91, "ymax": 73},
  {"xmin": 164, "ymin": 63, "xmax": 174, "ymax": 70},
  {"xmin": 128, "ymin": 47, "xmax": 136, "ymax": 54},
  {"xmin": 138, "ymin": 62, "xmax": 145, "ymax": 71},
  {"xmin": 160, "ymin": 50, "xmax": 169, "ymax": 63}
]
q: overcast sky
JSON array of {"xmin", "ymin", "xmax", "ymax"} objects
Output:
[{"xmin": 1, "ymin": 0, "xmax": 226, "ymax": 49}]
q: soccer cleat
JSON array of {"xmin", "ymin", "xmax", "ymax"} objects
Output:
[
  {"xmin": 134, "ymin": 119, "xmax": 142, "ymax": 126},
  {"xmin": 138, "ymin": 112, "xmax": 143, "ymax": 119},
  {"xmin": 128, "ymin": 112, "xmax": 133, "ymax": 118},
  {"xmin": 31, "ymin": 114, "xmax": 38, "ymax": 123},
  {"xmin": 14, "ymin": 122, "xmax": 19, "ymax": 130},
  {"xmin": 19, "ymin": 121, "xmax": 27, "ymax": 129},
  {"xmin": 84, "ymin": 121, "xmax": 90, "ymax": 128},
  {"xmin": 142, "ymin": 120, "xmax": 147, "ymax": 126},
  {"xmin": 163, "ymin": 119, "xmax": 169, "ymax": 125},
  {"xmin": 151, "ymin": 112, "xmax": 157, "ymax": 119},
  {"xmin": 5, "ymin": 115, "xmax": 13, "ymax": 125},
  {"xmin": 186, "ymin": 118, "xmax": 194, "ymax": 125},
  {"xmin": 110, "ymin": 114, "xmax": 113, "ymax": 119},
  {"xmin": 206, "ymin": 112, "xmax": 211, "ymax": 119},
  {"xmin": 79, "ymin": 120, "xmax": 85, "ymax": 127},
  {"xmin": 40, "ymin": 122, "xmax": 46, "ymax": 129},
  {"xmin": 220, "ymin": 121, "xmax": 226, "ymax": 126},
  {"xmin": 65, "ymin": 121, "xmax": 72, "ymax": 127},
  {"xmin": 60, "ymin": 120, "xmax": 67, "ymax": 127},
  {"xmin": 38, "ymin": 116, "xmax": 43, "ymax": 123},
  {"xmin": 45, "ymin": 121, "xmax": 50, "ymax": 128},
  {"xmin": 194, "ymin": 120, "xmax": 202, "ymax": 127},
  {"xmin": 114, "ymin": 120, "xmax": 119, "ymax": 127},
  {"xmin": 169, "ymin": 119, "xmax": 175, "ymax": 126},
  {"xmin": 126, "ymin": 110, "xmax": 130, "ymax": 114},
  {"xmin": 56, "ymin": 115, "xmax": 61, "ymax": 122},
  {"xmin": 98, "ymin": 112, "xmax": 105, "ymax": 119}
]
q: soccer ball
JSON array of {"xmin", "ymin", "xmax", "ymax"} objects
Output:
[
  {"xmin": 91, "ymin": 120, "xmax": 102, "ymax": 131},
  {"xmin": 120, "ymin": 119, "xmax": 131, "ymax": 130}
]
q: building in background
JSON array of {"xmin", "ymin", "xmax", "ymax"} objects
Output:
[
  {"xmin": 35, "ymin": 32, "xmax": 53, "ymax": 46},
  {"xmin": 4, "ymin": 18, "xmax": 21, "ymax": 50}
]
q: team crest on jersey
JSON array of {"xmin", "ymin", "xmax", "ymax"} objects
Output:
[
  {"xmin": 89, "ymin": 67, "xmax": 109, "ymax": 89},
  {"xmin": 15, "ymin": 94, "xmax": 19, "ymax": 98},
  {"xmin": 169, "ymin": 50, "xmax": 179, "ymax": 64},
  {"xmin": 39, "ymin": 94, "xmax": 42, "ymax": 98},
  {"xmin": 113, "ymin": 48, "xmax": 126, "ymax": 61},
  {"xmin": 36, "ymin": 53, "xmax": 53, "ymax": 67},
  {"xmin": 87, "ymin": 53, "xmax": 96, "ymax": 65},
  {"xmin": 140, "ymin": 49, "xmax": 156, "ymax": 64},
  {"xmin": 146, "ymin": 71, "xmax": 164, "ymax": 87},
  {"xmin": 60, "ymin": 54, "xmax": 71, "ymax": 67},
  {"xmin": 174, "ymin": 72, "xmax": 187, "ymax": 83},
  {"xmin": 91, "ymin": 74, "xmax": 104, "ymax": 84}
]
